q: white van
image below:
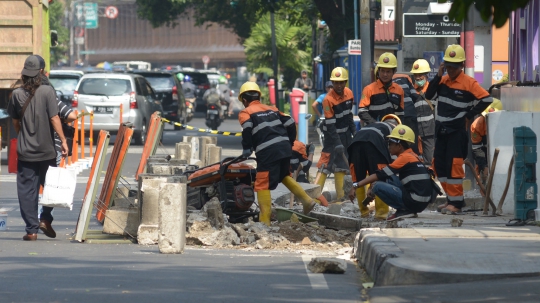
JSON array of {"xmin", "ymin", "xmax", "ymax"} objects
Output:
[{"xmin": 112, "ymin": 61, "xmax": 152, "ymax": 71}]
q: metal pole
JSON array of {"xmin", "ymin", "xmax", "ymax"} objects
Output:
[
  {"xmin": 464, "ymin": 7, "xmax": 475, "ymax": 77},
  {"xmin": 69, "ymin": 2, "xmax": 75, "ymax": 67},
  {"xmin": 271, "ymin": 11, "xmax": 281, "ymax": 111},
  {"xmin": 360, "ymin": 0, "xmax": 372, "ymax": 89},
  {"xmin": 354, "ymin": 0, "xmax": 358, "ymax": 39},
  {"xmin": 342, "ymin": 0, "xmax": 347, "ymax": 45},
  {"xmin": 299, "ymin": 100, "xmax": 307, "ymax": 144},
  {"xmin": 369, "ymin": 0, "xmax": 377, "ymax": 65}
]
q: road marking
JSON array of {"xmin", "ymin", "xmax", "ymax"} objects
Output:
[{"xmin": 302, "ymin": 255, "xmax": 329, "ymax": 290}]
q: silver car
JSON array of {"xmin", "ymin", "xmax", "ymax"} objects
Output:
[{"xmin": 72, "ymin": 73, "xmax": 162, "ymax": 145}]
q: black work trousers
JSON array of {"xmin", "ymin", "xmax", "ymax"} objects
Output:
[
  {"xmin": 349, "ymin": 142, "xmax": 389, "ymax": 182},
  {"xmin": 420, "ymin": 135, "xmax": 435, "ymax": 166},
  {"xmin": 17, "ymin": 158, "xmax": 56, "ymax": 234}
]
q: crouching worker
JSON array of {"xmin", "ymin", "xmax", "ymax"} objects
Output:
[
  {"xmin": 347, "ymin": 114, "xmax": 399, "ymax": 220},
  {"xmin": 349, "ymin": 125, "xmax": 439, "ymax": 221},
  {"xmin": 238, "ymin": 82, "xmax": 320, "ymax": 225},
  {"xmin": 290, "ymin": 140, "xmax": 314, "ymax": 184}
]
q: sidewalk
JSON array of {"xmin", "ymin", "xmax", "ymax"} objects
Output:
[{"xmin": 353, "ymin": 214, "xmax": 540, "ymax": 286}]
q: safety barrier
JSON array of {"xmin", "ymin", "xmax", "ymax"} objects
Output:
[
  {"xmin": 161, "ymin": 118, "xmax": 242, "ymax": 137},
  {"xmin": 135, "ymin": 112, "xmax": 164, "ymax": 180},
  {"xmin": 95, "ymin": 122, "xmax": 134, "ymax": 223}
]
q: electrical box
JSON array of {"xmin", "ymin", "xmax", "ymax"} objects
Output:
[{"xmin": 513, "ymin": 126, "xmax": 538, "ymax": 221}]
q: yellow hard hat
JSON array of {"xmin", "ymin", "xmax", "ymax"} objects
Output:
[
  {"xmin": 410, "ymin": 59, "xmax": 431, "ymax": 74},
  {"xmin": 387, "ymin": 124, "xmax": 415, "ymax": 144},
  {"xmin": 238, "ymin": 81, "xmax": 262, "ymax": 102},
  {"xmin": 330, "ymin": 67, "xmax": 348, "ymax": 81},
  {"xmin": 377, "ymin": 52, "xmax": 398, "ymax": 69},
  {"xmin": 443, "ymin": 44, "xmax": 466, "ymax": 62},
  {"xmin": 381, "ymin": 114, "xmax": 402, "ymax": 125},
  {"xmin": 483, "ymin": 98, "xmax": 503, "ymax": 114}
]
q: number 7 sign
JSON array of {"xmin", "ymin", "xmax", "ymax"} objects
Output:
[{"xmin": 383, "ymin": 6, "xmax": 395, "ymax": 21}]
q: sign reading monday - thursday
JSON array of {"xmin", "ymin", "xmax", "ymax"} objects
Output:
[{"xmin": 403, "ymin": 13, "xmax": 460, "ymax": 37}]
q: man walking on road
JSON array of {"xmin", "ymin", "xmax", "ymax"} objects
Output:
[
  {"xmin": 8, "ymin": 55, "xmax": 68, "ymax": 241},
  {"xmin": 238, "ymin": 82, "xmax": 319, "ymax": 225},
  {"xmin": 294, "ymin": 70, "xmax": 313, "ymax": 93},
  {"xmin": 315, "ymin": 67, "xmax": 356, "ymax": 202},
  {"xmin": 425, "ymin": 44, "xmax": 493, "ymax": 214}
]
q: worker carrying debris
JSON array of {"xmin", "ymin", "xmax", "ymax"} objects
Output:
[
  {"xmin": 237, "ymin": 81, "xmax": 320, "ymax": 225},
  {"xmin": 349, "ymin": 125, "xmax": 440, "ymax": 221},
  {"xmin": 471, "ymin": 98, "xmax": 503, "ymax": 188},
  {"xmin": 347, "ymin": 114, "xmax": 400, "ymax": 220},
  {"xmin": 315, "ymin": 67, "xmax": 356, "ymax": 202},
  {"xmin": 290, "ymin": 140, "xmax": 314, "ymax": 184},
  {"xmin": 359, "ymin": 53, "xmax": 405, "ymax": 126},
  {"xmin": 410, "ymin": 59, "xmax": 436, "ymax": 166},
  {"xmin": 425, "ymin": 44, "xmax": 493, "ymax": 214}
]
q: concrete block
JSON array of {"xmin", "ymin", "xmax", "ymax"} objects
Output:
[
  {"xmin": 103, "ymin": 206, "xmax": 139, "ymax": 236},
  {"xmin": 158, "ymin": 182, "xmax": 187, "ymax": 254},
  {"xmin": 322, "ymin": 191, "xmax": 337, "ymax": 203},
  {"xmin": 343, "ymin": 175, "xmax": 353, "ymax": 199},
  {"xmin": 189, "ymin": 137, "xmax": 200, "ymax": 162},
  {"xmin": 271, "ymin": 183, "xmax": 322, "ymax": 207},
  {"xmin": 327, "ymin": 203, "xmax": 342, "ymax": 215},
  {"xmin": 175, "ymin": 142, "xmax": 192, "ymax": 162},
  {"xmin": 307, "ymin": 257, "xmax": 347, "ymax": 274},
  {"xmin": 146, "ymin": 163, "xmax": 172, "ymax": 175},
  {"xmin": 137, "ymin": 224, "xmax": 158, "ymax": 245},
  {"xmin": 170, "ymin": 165, "xmax": 188, "ymax": 175},
  {"xmin": 205, "ymin": 144, "xmax": 222, "ymax": 166},
  {"xmin": 203, "ymin": 197, "xmax": 224, "ymax": 229},
  {"xmin": 309, "ymin": 212, "xmax": 362, "ymax": 231},
  {"xmin": 199, "ymin": 137, "xmax": 214, "ymax": 165},
  {"xmin": 140, "ymin": 177, "xmax": 168, "ymax": 225},
  {"xmin": 169, "ymin": 159, "xmax": 188, "ymax": 165},
  {"xmin": 115, "ymin": 186, "xmax": 130, "ymax": 200}
]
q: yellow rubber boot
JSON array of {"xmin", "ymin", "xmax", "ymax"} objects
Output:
[
  {"xmin": 282, "ymin": 176, "xmax": 319, "ymax": 214},
  {"xmin": 374, "ymin": 196, "xmax": 390, "ymax": 220},
  {"xmin": 334, "ymin": 172, "xmax": 345, "ymax": 201},
  {"xmin": 316, "ymin": 172, "xmax": 327, "ymax": 189},
  {"xmin": 356, "ymin": 186, "xmax": 370, "ymax": 218},
  {"xmin": 257, "ymin": 190, "xmax": 272, "ymax": 226}
]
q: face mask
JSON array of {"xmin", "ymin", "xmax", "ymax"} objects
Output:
[{"xmin": 416, "ymin": 79, "xmax": 426, "ymax": 87}]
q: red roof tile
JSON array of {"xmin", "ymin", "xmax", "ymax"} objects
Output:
[{"xmin": 375, "ymin": 20, "xmax": 396, "ymax": 42}]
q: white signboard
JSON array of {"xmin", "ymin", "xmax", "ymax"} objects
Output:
[
  {"xmin": 348, "ymin": 40, "xmax": 361, "ymax": 55},
  {"xmin": 474, "ymin": 45, "xmax": 484, "ymax": 72},
  {"xmin": 383, "ymin": 6, "xmax": 395, "ymax": 21}
]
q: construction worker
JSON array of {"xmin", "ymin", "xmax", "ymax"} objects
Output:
[
  {"xmin": 315, "ymin": 67, "xmax": 356, "ymax": 202},
  {"xmin": 347, "ymin": 114, "xmax": 400, "ymax": 220},
  {"xmin": 350, "ymin": 125, "xmax": 438, "ymax": 221},
  {"xmin": 471, "ymin": 99, "xmax": 503, "ymax": 187},
  {"xmin": 290, "ymin": 140, "xmax": 314, "ymax": 184},
  {"xmin": 425, "ymin": 44, "xmax": 493, "ymax": 214},
  {"xmin": 410, "ymin": 59, "xmax": 436, "ymax": 166},
  {"xmin": 359, "ymin": 52, "xmax": 404, "ymax": 126},
  {"xmin": 237, "ymin": 82, "xmax": 319, "ymax": 225},
  {"xmin": 392, "ymin": 71, "xmax": 422, "ymax": 157}
]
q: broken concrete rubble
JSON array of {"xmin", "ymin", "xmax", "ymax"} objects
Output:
[{"xmin": 307, "ymin": 257, "xmax": 347, "ymax": 274}]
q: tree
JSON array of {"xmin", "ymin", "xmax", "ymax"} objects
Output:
[
  {"xmin": 49, "ymin": 1, "xmax": 69, "ymax": 66},
  {"xmin": 440, "ymin": 0, "xmax": 531, "ymax": 27},
  {"xmin": 243, "ymin": 13, "xmax": 311, "ymax": 88}
]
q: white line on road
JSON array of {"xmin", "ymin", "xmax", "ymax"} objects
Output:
[{"xmin": 302, "ymin": 255, "xmax": 329, "ymax": 290}]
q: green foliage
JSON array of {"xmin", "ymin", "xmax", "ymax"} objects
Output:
[
  {"xmin": 244, "ymin": 13, "xmax": 311, "ymax": 86},
  {"xmin": 259, "ymin": 86, "xmax": 270, "ymax": 105},
  {"xmin": 49, "ymin": 1, "xmax": 69, "ymax": 66},
  {"xmin": 440, "ymin": 0, "xmax": 531, "ymax": 28}
]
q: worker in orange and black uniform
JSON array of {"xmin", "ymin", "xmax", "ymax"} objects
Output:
[
  {"xmin": 425, "ymin": 44, "xmax": 493, "ymax": 214},
  {"xmin": 471, "ymin": 99, "xmax": 502, "ymax": 188},
  {"xmin": 238, "ymin": 82, "xmax": 319, "ymax": 225},
  {"xmin": 392, "ymin": 70, "xmax": 422, "ymax": 158},
  {"xmin": 359, "ymin": 53, "xmax": 405, "ymax": 126},
  {"xmin": 315, "ymin": 67, "xmax": 356, "ymax": 202},
  {"xmin": 290, "ymin": 140, "xmax": 314, "ymax": 184},
  {"xmin": 411, "ymin": 59, "xmax": 436, "ymax": 166},
  {"xmin": 347, "ymin": 114, "xmax": 400, "ymax": 220}
]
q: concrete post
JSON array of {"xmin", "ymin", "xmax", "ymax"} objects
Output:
[
  {"xmin": 199, "ymin": 136, "xmax": 214, "ymax": 165},
  {"xmin": 175, "ymin": 142, "xmax": 192, "ymax": 162},
  {"xmin": 190, "ymin": 137, "xmax": 200, "ymax": 165},
  {"xmin": 298, "ymin": 100, "xmax": 307, "ymax": 144},
  {"xmin": 158, "ymin": 182, "xmax": 187, "ymax": 254},
  {"xmin": 205, "ymin": 144, "xmax": 222, "ymax": 166}
]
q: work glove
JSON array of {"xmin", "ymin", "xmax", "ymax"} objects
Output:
[
  {"xmin": 242, "ymin": 149, "xmax": 252, "ymax": 158},
  {"xmin": 334, "ymin": 145, "xmax": 344, "ymax": 154},
  {"xmin": 307, "ymin": 143, "xmax": 315, "ymax": 155}
]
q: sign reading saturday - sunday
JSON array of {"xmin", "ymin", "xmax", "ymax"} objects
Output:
[{"xmin": 403, "ymin": 13, "xmax": 460, "ymax": 37}]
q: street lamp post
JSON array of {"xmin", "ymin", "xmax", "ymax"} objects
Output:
[{"xmin": 270, "ymin": 6, "xmax": 281, "ymax": 111}]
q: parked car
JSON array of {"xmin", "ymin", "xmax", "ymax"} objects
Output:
[
  {"xmin": 181, "ymin": 71, "xmax": 210, "ymax": 110},
  {"xmin": 49, "ymin": 70, "xmax": 84, "ymax": 106},
  {"xmin": 131, "ymin": 71, "xmax": 187, "ymax": 130},
  {"xmin": 72, "ymin": 73, "xmax": 163, "ymax": 145},
  {"xmin": 112, "ymin": 61, "xmax": 152, "ymax": 71}
]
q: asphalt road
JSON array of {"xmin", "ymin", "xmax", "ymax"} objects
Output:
[{"xmin": 0, "ymin": 115, "xmax": 363, "ymax": 303}]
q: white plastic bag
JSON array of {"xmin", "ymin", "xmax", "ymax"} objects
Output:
[{"xmin": 39, "ymin": 166, "xmax": 77, "ymax": 210}]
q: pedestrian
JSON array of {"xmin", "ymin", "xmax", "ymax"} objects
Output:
[
  {"xmin": 425, "ymin": 44, "xmax": 493, "ymax": 214},
  {"xmin": 347, "ymin": 115, "xmax": 399, "ymax": 220},
  {"xmin": 237, "ymin": 81, "xmax": 319, "ymax": 225},
  {"xmin": 350, "ymin": 125, "xmax": 438, "ymax": 221},
  {"xmin": 392, "ymin": 71, "xmax": 422, "ymax": 158},
  {"xmin": 290, "ymin": 140, "xmax": 314, "ymax": 183},
  {"xmin": 7, "ymin": 55, "xmax": 68, "ymax": 241},
  {"xmin": 471, "ymin": 99, "xmax": 503, "ymax": 187},
  {"xmin": 315, "ymin": 67, "xmax": 356, "ymax": 202},
  {"xmin": 359, "ymin": 53, "xmax": 405, "ymax": 125},
  {"xmin": 311, "ymin": 81, "xmax": 333, "ymax": 122},
  {"xmin": 410, "ymin": 59, "xmax": 436, "ymax": 166},
  {"xmin": 294, "ymin": 70, "xmax": 313, "ymax": 92}
]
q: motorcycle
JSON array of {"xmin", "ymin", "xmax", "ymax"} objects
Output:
[
  {"xmin": 205, "ymin": 103, "xmax": 221, "ymax": 130},
  {"xmin": 185, "ymin": 97, "xmax": 196, "ymax": 123}
]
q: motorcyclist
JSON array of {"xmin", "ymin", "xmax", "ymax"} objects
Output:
[
  {"xmin": 181, "ymin": 74, "xmax": 196, "ymax": 121},
  {"xmin": 203, "ymin": 82, "xmax": 226, "ymax": 118},
  {"xmin": 217, "ymin": 75, "xmax": 233, "ymax": 117}
]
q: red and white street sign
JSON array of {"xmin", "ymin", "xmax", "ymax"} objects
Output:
[
  {"xmin": 105, "ymin": 6, "xmax": 119, "ymax": 19},
  {"xmin": 202, "ymin": 55, "xmax": 210, "ymax": 64}
]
